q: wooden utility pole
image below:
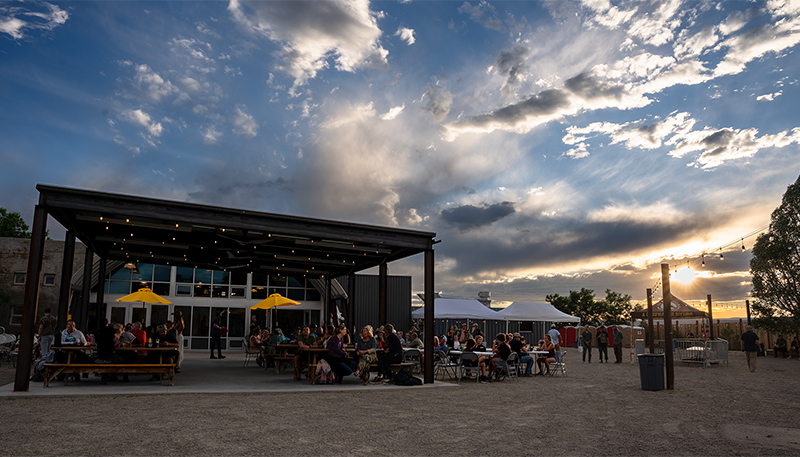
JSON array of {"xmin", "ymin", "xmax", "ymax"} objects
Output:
[
  {"xmin": 647, "ymin": 288, "xmax": 654, "ymax": 354},
  {"xmin": 707, "ymin": 294, "xmax": 714, "ymax": 339},
  {"xmin": 662, "ymin": 264, "xmax": 674, "ymax": 390},
  {"xmin": 745, "ymin": 300, "xmax": 751, "ymax": 325}
]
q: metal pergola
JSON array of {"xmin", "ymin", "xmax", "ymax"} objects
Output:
[{"xmin": 15, "ymin": 184, "xmax": 437, "ymax": 391}]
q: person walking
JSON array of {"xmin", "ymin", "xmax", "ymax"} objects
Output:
[
  {"xmin": 581, "ymin": 325, "xmax": 593, "ymax": 363},
  {"xmin": 613, "ymin": 326, "xmax": 624, "ymax": 363},
  {"xmin": 37, "ymin": 308, "xmax": 58, "ymax": 358},
  {"xmin": 596, "ymin": 326, "xmax": 609, "ymax": 363},
  {"xmin": 741, "ymin": 325, "xmax": 759, "ymax": 372}
]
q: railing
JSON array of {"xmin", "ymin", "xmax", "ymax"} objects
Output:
[{"xmin": 650, "ymin": 338, "xmax": 729, "ymax": 367}]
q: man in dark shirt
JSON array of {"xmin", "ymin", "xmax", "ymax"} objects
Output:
[
  {"xmin": 581, "ymin": 326, "xmax": 593, "ymax": 363},
  {"xmin": 509, "ymin": 332, "xmax": 534, "ymax": 376},
  {"xmin": 95, "ymin": 319, "xmax": 123, "ymax": 364},
  {"xmin": 378, "ymin": 324, "xmax": 403, "ymax": 382},
  {"xmin": 740, "ymin": 325, "xmax": 760, "ymax": 372},
  {"xmin": 293, "ymin": 326, "xmax": 317, "ymax": 381},
  {"xmin": 774, "ymin": 335, "xmax": 788, "ymax": 358}
]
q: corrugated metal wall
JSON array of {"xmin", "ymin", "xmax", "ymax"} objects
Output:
[{"xmin": 339, "ymin": 274, "xmax": 412, "ymax": 333}]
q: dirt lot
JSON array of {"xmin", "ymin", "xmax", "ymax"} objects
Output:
[{"xmin": 1, "ymin": 349, "xmax": 798, "ymax": 456}]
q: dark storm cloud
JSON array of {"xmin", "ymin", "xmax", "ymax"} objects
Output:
[
  {"xmin": 700, "ymin": 128, "xmax": 736, "ymax": 156},
  {"xmin": 188, "ymin": 174, "xmax": 295, "ymax": 210},
  {"xmin": 440, "ymin": 201, "xmax": 516, "ymax": 231},
  {"xmin": 447, "ymin": 87, "xmax": 571, "ymax": 132},
  {"xmin": 497, "ymin": 45, "xmax": 530, "ymax": 89},
  {"xmin": 564, "ymin": 72, "xmax": 626, "ymax": 101}
]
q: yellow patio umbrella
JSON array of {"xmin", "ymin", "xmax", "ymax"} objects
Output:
[
  {"xmin": 250, "ymin": 293, "xmax": 300, "ymax": 310},
  {"xmin": 116, "ymin": 287, "xmax": 172, "ymax": 308}
]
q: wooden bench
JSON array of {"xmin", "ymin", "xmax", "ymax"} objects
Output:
[{"xmin": 43, "ymin": 363, "xmax": 176, "ymax": 388}]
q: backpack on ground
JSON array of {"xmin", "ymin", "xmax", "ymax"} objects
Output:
[{"xmin": 393, "ymin": 369, "xmax": 422, "ymax": 386}]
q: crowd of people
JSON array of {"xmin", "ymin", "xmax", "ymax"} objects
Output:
[{"xmin": 37, "ymin": 310, "xmax": 186, "ymax": 385}]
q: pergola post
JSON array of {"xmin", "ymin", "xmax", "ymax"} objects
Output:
[
  {"xmin": 95, "ymin": 258, "xmax": 106, "ymax": 325},
  {"xmin": 378, "ymin": 263, "xmax": 387, "ymax": 327},
  {"xmin": 347, "ymin": 272, "xmax": 356, "ymax": 333},
  {"xmin": 325, "ymin": 276, "xmax": 332, "ymax": 327},
  {"xmin": 661, "ymin": 264, "xmax": 674, "ymax": 390},
  {"xmin": 423, "ymin": 248, "xmax": 434, "ymax": 384},
  {"xmin": 58, "ymin": 231, "xmax": 76, "ymax": 330},
  {"xmin": 79, "ymin": 247, "xmax": 93, "ymax": 332},
  {"xmin": 647, "ymin": 288, "xmax": 654, "ymax": 354},
  {"xmin": 14, "ymin": 205, "xmax": 47, "ymax": 392},
  {"xmin": 707, "ymin": 294, "xmax": 714, "ymax": 339}
]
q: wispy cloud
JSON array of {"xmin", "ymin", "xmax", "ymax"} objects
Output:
[
  {"xmin": 0, "ymin": 1, "xmax": 68, "ymax": 40},
  {"xmin": 394, "ymin": 26, "xmax": 415, "ymax": 45}
]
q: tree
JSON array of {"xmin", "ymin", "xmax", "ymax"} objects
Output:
[
  {"xmin": 547, "ymin": 288, "xmax": 641, "ymax": 326},
  {"xmin": 598, "ymin": 289, "xmax": 641, "ymax": 325},
  {"xmin": 547, "ymin": 288, "xmax": 602, "ymax": 325},
  {"xmin": 0, "ymin": 208, "xmax": 31, "ymax": 238},
  {"xmin": 750, "ymin": 174, "xmax": 800, "ymax": 333}
]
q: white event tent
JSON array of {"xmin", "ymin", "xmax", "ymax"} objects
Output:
[
  {"xmin": 498, "ymin": 302, "xmax": 580, "ymax": 323},
  {"xmin": 411, "ymin": 298, "xmax": 504, "ymax": 321}
]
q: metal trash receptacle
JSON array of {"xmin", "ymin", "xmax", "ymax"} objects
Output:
[
  {"xmin": 637, "ymin": 353, "xmax": 664, "ymax": 391},
  {"xmin": 634, "ymin": 339, "xmax": 645, "ymax": 356}
]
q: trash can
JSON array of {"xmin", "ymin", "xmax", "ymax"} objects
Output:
[{"xmin": 637, "ymin": 353, "xmax": 664, "ymax": 391}]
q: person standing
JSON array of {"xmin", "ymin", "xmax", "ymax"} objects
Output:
[
  {"xmin": 613, "ymin": 326, "xmax": 624, "ymax": 363},
  {"xmin": 172, "ymin": 311, "xmax": 185, "ymax": 370},
  {"xmin": 596, "ymin": 326, "xmax": 609, "ymax": 363},
  {"xmin": 741, "ymin": 325, "xmax": 760, "ymax": 372},
  {"xmin": 581, "ymin": 325, "xmax": 593, "ymax": 363},
  {"xmin": 210, "ymin": 310, "xmax": 226, "ymax": 359},
  {"xmin": 37, "ymin": 308, "xmax": 58, "ymax": 358},
  {"xmin": 548, "ymin": 324, "xmax": 561, "ymax": 351}
]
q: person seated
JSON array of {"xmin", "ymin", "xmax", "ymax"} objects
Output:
[
  {"xmin": 355, "ymin": 326, "xmax": 378, "ymax": 385},
  {"xmin": 509, "ymin": 332, "xmax": 534, "ymax": 377},
  {"xmin": 489, "ymin": 333, "xmax": 512, "ymax": 379},
  {"xmin": 535, "ymin": 334, "xmax": 557, "ymax": 375},
  {"xmin": 462, "ymin": 338, "xmax": 491, "ymax": 383},
  {"xmin": 293, "ymin": 326, "xmax": 317, "ymax": 381},
  {"xmin": 268, "ymin": 328, "xmax": 288, "ymax": 346},
  {"xmin": 139, "ymin": 324, "xmax": 179, "ymax": 380},
  {"xmin": 320, "ymin": 326, "xmax": 335, "ymax": 348},
  {"xmin": 341, "ymin": 327, "xmax": 353, "ymax": 346},
  {"xmin": 474, "ymin": 335, "xmax": 487, "ymax": 352},
  {"xmin": 686, "ymin": 331, "xmax": 695, "ymax": 338},
  {"xmin": 774, "ymin": 335, "xmax": 788, "ymax": 358},
  {"xmin": 790, "ymin": 336, "xmax": 800, "ymax": 358},
  {"xmin": 95, "ymin": 319, "xmax": 123, "ymax": 363},
  {"xmin": 406, "ymin": 332, "xmax": 424, "ymax": 349},
  {"xmin": 325, "ymin": 325, "xmax": 357, "ymax": 383},
  {"xmin": 376, "ymin": 324, "xmax": 403, "ymax": 382},
  {"xmin": 56, "ymin": 319, "xmax": 93, "ymax": 381},
  {"xmin": 397, "ymin": 330, "xmax": 406, "ymax": 346},
  {"xmin": 249, "ymin": 326, "xmax": 262, "ymax": 350}
]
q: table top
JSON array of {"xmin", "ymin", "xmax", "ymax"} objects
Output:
[{"xmin": 53, "ymin": 345, "xmax": 176, "ymax": 351}]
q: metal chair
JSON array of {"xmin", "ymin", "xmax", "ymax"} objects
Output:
[
  {"xmin": 505, "ymin": 352, "xmax": 520, "ymax": 381},
  {"xmin": 434, "ymin": 349, "xmax": 457, "ymax": 380},
  {"xmin": 403, "ymin": 348, "xmax": 422, "ymax": 374},
  {"xmin": 458, "ymin": 352, "xmax": 481, "ymax": 383},
  {"xmin": 242, "ymin": 338, "xmax": 261, "ymax": 367},
  {"xmin": 549, "ymin": 351, "xmax": 567, "ymax": 377}
]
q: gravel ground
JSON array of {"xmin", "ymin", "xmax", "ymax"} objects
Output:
[{"xmin": 1, "ymin": 349, "xmax": 798, "ymax": 456}]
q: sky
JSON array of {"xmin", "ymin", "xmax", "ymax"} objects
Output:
[{"xmin": 1, "ymin": 0, "xmax": 799, "ymax": 309}]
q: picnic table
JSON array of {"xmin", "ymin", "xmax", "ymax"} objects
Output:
[{"xmin": 44, "ymin": 345, "xmax": 177, "ymax": 387}]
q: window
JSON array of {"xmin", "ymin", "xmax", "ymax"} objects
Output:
[
  {"xmin": 13, "ymin": 272, "xmax": 26, "ymax": 285},
  {"xmin": 520, "ymin": 322, "xmax": 533, "ymax": 332},
  {"xmin": 42, "ymin": 274, "xmax": 56, "ymax": 286},
  {"xmin": 9, "ymin": 306, "xmax": 23, "ymax": 325}
]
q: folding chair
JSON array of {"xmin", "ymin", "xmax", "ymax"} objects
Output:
[
  {"xmin": 548, "ymin": 351, "xmax": 567, "ymax": 377},
  {"xmin": 504, "ymin": 352, "xmax": 519, "ymax": 381},
  {"xmin": 434, "ymin": 349, "xmax": 458, "ymax": 380},
  {"xmin": 242, "ymin": 338, "xmax": 261, "ymax": 367},
  {"xmin": 403, "ymin": 348, "xmax": 422, "ymax": 374},
  {"xmin": 458, "ymin": 352, "xmax": 481, "ymax": 383}
]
